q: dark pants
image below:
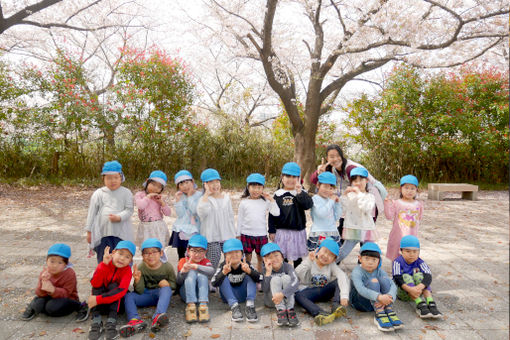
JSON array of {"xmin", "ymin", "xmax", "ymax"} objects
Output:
[
  {"xmin": 29, "ymin": 296, "xmax": 81, "ymax": 317},
  {"xmin": 284, "ymin": 257, "xmax": 303, "ymax": 269},
  {"xmin": 295, "ymin": 281, "xmax": 340, "ymax": 316},
  {"xmin": 94, "ymin": 236, "xmax": 122, "ymax": 264},
  {"xmin": 350, "ymin": 276, "xmax": 392, "ymax": 312},
  {"xmin": 91, "ymin": 283, "xmax": 124, "ymax": 319}
]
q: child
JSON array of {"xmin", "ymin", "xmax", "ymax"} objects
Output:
[
  {"xmin": 238, "ymin": 173, "xmax": 280, "ymax": 275},
  {"xmin": 211, "ymin": 238, "xmax": 262, "ymax": 322},
  {"xmin": 197, "ymin": 168, "xmax": 237, "ymax": 271},
  {"xmin": 171, "ymin": 170, "xmax": 202, "ymax": 259},
  {"xmin": 87, "ymin": 241, "xmax": 135, "ymax": 340},
  {"xmin": 21, "ymin": 243, "xmax": 88, "ymax": 321},
  {"xmin": 350, "ymin": 242, "xmax": 403, "ymax": 332},
  {"xmin": 337, "ymin": 167, "xmax": 377, "ymax": 263},
  {"xmin": 295, "ymin": 238, "xmax": 349, "ymax": 326},
  {"xmin": 384, "ymin": 175, "xmax": 424, "ymax": 261},
  {"xmin": 176, "ymin": 234, "xmax": 215, "ymax": 323},
  {"xmin": 260, "ymin": 242, "xmax": 300, "ymax": 327},
  {"xmin": 268, "ymin": 162, "xmax": 313, "ymax": 268},
  {"xmin": 86, "ymin": 160, "xmax": 134, "ymax": 264},
  {"xmin": 392, "ymin": 235, "xmax": 442, "ymax": 318},
  {"xmin": 135, "ymin": 171, "xmax": 172, "ymax": 261},
  {"xmin": 308, "ymin": 172, "xmax": 343, "ymax": 251}
]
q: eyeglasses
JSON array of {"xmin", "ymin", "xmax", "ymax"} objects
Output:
[
  {"xmin": 189, "ymin": 248, "xmax": 206, "ymax": 254},
  {"xmin": 142, "ymin": 250, "xmax": 160, "ymax": 256}
]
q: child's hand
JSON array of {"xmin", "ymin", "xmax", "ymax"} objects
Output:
[
  {"xmin": 108, "ymin": 214, "xmax": 121, "ymax": 222},
  {"xmin": 341, "ymin": 298, "xmax": 349, "ymax": 307},
  {"xmin": 269, "ymin": 233, "xmax": 275, "ymax": 242},
  {"xmin": 377, "ymin": 294, "xmax": 393, "ymax": 306},
  {"xmin": 317, "ymin": 158, "xmax": 330, "ymax": 174},
  {"xmin": 175, "ymin": 191, "xmax": 183, "ymax": 202},
  {"xmin": 132, "ymin": 263, "xmax": 141, "ymax": 283},
  {"xmin": 41, "ymin": 279, "xmax": 55, "ymax": 294},
  {"xmin": 86, "ymin": 231, "xmax": 91, "ymax": 244},
  {"xmin": 264, "ymin": 259, "xmax": 272, "ymax": 276},
  {"xmin": 88, "ymin": 295, "xmax": 98, "ymax": 309},
  {"xmin": 158, "ymin": 279, "xmax": 170, "ymax": 288},
  {"xmin": 41, "ymin": 268, "xmax": 51, "ymax": 281},
  {"xmin": 222, "ymin": 259, "xmax": 232, "ymax": 275},
  {"xmin": 295, "ymin": 177, "xmax": 302, "ymax": 194},
  {"xmin": 241, "ymin": 257, "xmax": 251, "ymax": 274},
  {"xmin": 181, "ymin": 258, "xmax": 192, "ymax": 273},
  {"xmin": 103, "ymin": 246, "xmax": 113, "ymax": 265},
  {"xmin": 203, "ymin": 183, "xmax": 210, "ymax": 196},
  {"xmin": 272, "ymin": 292, "xmax": 284, "ymax": 305},
  {"xmin": 405, "ymin": 285, "xmax": 422, "ymax": 300},
  {"xmin": 330, "ymin": 194, "xmax": 340, "ymax": 202},
  {"xmin": 308, "ymin": 250, "xmax": 316, "ymax": 261},
  {"xmin": 262, "ymin": 192, "xmax": 274, "ymax": 202}
]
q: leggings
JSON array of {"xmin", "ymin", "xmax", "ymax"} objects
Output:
[{"xmin": 29, "ymin": 296, "xmax": 81, "ymax": 317}]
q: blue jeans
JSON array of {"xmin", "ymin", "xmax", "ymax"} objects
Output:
[
  {"xmin": 336, "ymin": 239, "xmax": 359, "ymax": 263},
  {"xmin": 179, "ymin": 270, "xmax": 209, "ymax": 304},
  {"xmin": 350, "ymin": 277, "xmax": 392, "ymax": 312},
  {"xmin": 95, "ymin": 236, "xmax": 122, "ymax": 264},
  {"xmin": 295, "ymin": 281, "xmax": 340, "ymax": 316},
  {"xmin": 124, "ymin": 287, "xmax": 172, "ymax": 320},
  {"xmin": 219, "ymin": 276, "xmax": 256, "ymax": 307}
]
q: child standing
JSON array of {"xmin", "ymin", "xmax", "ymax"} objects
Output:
[
  {"xmin": 21, "ymin": 244, "xmax": 88, "ymax": 321},
  {"xmin": 176, "ymin": 234, "xmax": 215, "ymax": 323},
  {"xmin": 134, "ymin": 171, "xmax": 171, "ymax": 261},
  {"xmin": 337, "ymin": 167, "xmax": 377, "ymax": 263},
  {"xmin": 350, "ymin": 242, "xmax": 404, "ymax": 332},
  {"xmin": 171, "ymin": 170, "xmax": 203, "ymax": 259},
  {"xmin": 87, "ymin": 240, "xmax": 135, "ymax": 340},
  {"xmin": 211, "ymin": 239, "xmax": 262, "ymax": 322},
  {"xmin": 238, "ymin": 173, "xmax": 280, "ymax": 274},
  {"xmin": 392, "ymin": 235, "xmax": 442, "ymax": 318},
  {"xmin": 295, "ymin": 238, "xmax": 349, "ymax": 326},
  {"xmin": 384, "ymin": 175, "xmax": 423, "ymax": 261},
  {"xmin": 260, "ymin": 243, "xmax": 300, "ymax": 327},
  {"xmin": 86, "ymin": 160, "xmax": 134, "ymax": 264},
  {"xmin": 308, "ymin": 172, "xmax": 343, "ymax": 251},
  {"xmin": 197, "ymin": 168, "xmax": 237, "ymax": 271},
  {"xmin": 120, "ymin": 238, "xmax": 176, "ymax": 338},
  {"xmin": 269, "ymin": 162, "xmax": 313, "ymax": 268}
]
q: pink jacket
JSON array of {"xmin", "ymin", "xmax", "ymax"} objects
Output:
[{"xmin": 135, "ymin": 191, "xmax": 171, "ymax": 222}]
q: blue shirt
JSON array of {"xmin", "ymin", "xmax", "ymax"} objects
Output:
[
  {"xmin": 351, "ymin": 265, "xmax": 397, "ymax": 302},
  {"xmin": 310, "ymin": 195, "xmax": 342, "ymax": 233}
]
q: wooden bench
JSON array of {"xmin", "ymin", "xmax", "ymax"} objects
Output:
[{"xmin": 427, "ymin": 183, "xmax": 478, "ymax": 200}]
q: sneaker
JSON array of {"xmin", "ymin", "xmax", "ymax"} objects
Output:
[
  {"xmin": 209, "ymin": 282, "xmax": 217, "ymax": 293},
  {"xmin": 385, "ymin": 309, "xmax": 404, "ymax": 329},
  {"xmin": 198, "ymin": 304, "xmax": 210, "ymax": 323},
  {"xmin": 21, "ymin": 306, "xmax": 36, "ymax": 321},
  {"xmin": 119, "ymin": 318, "xmax": 147, "ymax": 338},
  {"xmin": 75, "ymin": 302, "xmax": 90, "ymax": 322},
  {"xmin": 416, "ymin": 301, "xmax": 433, "ymax": 319},
  {"xmin": 427, "ymin": 301, "xmax": 443, "ymax": 319},
  {"xmin": 287, "ymin": 309, "xmax": 300, "ymax": 327},
  {"xmin": 331, "ymin": 304, "xmax": 347, "ymax": 319},
  {"xmin": 88, "ymin": 321, "xmax": 103, "ymax": 340},
  {"xmin": 245, "ymin": 305, "xmax": 258, "ymax": 322},
  {"xmin": 276, "ymin": 309, "xmax": 289, "ymax": 326},
  {"xmin": 231, "ymin": 304, "xmax": 244, "ymax": 322},
  {"xmin": 185, "ymin": 303, "xmax": 197, "ymax": 323},
  {"xmin": 104, "ymin": 321, "xmax": 118, "ymax": 340},
  {"xmin": 374, "ymin": 312, "xmax": 394, "ymax": 332},
  {"xmin": 314, "ymin": 311, "xmax": 335, "ymax": 326},
  {"xmin": 150, "ymin": 313, "xmax": 169, "ymax": 333}
]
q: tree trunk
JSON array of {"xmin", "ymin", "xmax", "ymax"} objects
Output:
[{"xmin": 294, "ymin": 124, "xmax": 318, "ymax": 191}]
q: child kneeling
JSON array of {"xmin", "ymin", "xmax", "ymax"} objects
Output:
[
  {"xmin": 393, "ymin": 235, "xmax": 442, "ymax": 319},
  {"xmin": 176, "ymin": 234, "xmax": 215, "ymax": 323},
  {"xmin": 350, "ymin": 242, "xmax": 403, "ymax": 332},
  {"xmin": 120, "ymin": 238, "xmax": 176, "ymax": 338},
  {"xmin": 260, "ymin": 243, "xmax": 300, "ymax": 326},
  {"xmin": 295, "ymin": 238, "xmax": 349, "ymax": 326},
  {"xmin": 211, "ymin": 238, "xmax": 262, "ymax": 322}
]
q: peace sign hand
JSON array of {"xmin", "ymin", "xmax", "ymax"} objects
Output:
[
  {"xmin": 317, "ymin": 158, "xmax": 330, "ymax": 174},
  {"xmin": 262, "ymin": 192, "xmax": 274, "ymax": 202},
  {"xmin": 241, "ymin": 257, "xmax": 251, "ymax": 274},
  {"xmin": 132, "ymin": 263, "xmax": 142, "ymax": 283},
  {"xmin": 181, "ymin": 257, "xmax": 192, "ymax": 273},
  {"xmin": 295, "ymin": 177, "xmax": 302, "ymax": 194},
  {"xmin": 103, "ymin": 246, "xmax": 113, "ymax": 265},
  {"xmin": 222, "ymin": 259, "xmax": 232, "ymax": 275}
]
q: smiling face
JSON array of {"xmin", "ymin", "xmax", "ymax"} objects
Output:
[
  {"xmin": 316, "ymin": 247, "xmax": 336, "ymax": 266},
  {"xmin": 112, "ymin": 248, "xmax": 133, "ymax": 268},
  {"xmin": 401, "ymin": 248, "xmax": 420, "ymax": 264},
  {"xmin": 142, "ymin": 247, "xmax": 163, "ymax": 268},
  {"xmin": 225, "ymin": 250, "xmax": 243, "ymax": 266},
  {"xmin": 359, "ymin": 255, "xmax": 380, "ymax": 273},
  {"xmin": 351, "ymin": 176, "xmax": 368, "ymax": 193},
  {"xmin": 401, "ymin": 183, "xmax": 417, "ymax": 201},
  {"xmin": 178, "ymin": 179, "xmax": 194, "ymax": 195},
  {"xmin": 205, "ymin": 179, "xmax": 221, "ymax": 194},
  {"xmin": 326, "ymin": 149, "xmax": 343, "ymax": 170},
  {"xmin": 317, "ymin": 183, "xmax": 335, "ymax": 198},
  {"xmin": 282, "ymin": 175, "xmax": 298, "ymax": 190},
  {"xmin": 248, "ymin": 183, "xmax": 264, "ymax": 199},
  {"xmin": 103, "ymin": 173, "xmax": 122, "ymax": 191},
  {"xmin": 264, "ymin": 251, "xmax": 284, "ymax": 271},
  {"xmin": 188, "ymin": 247, "xmax": 206, "ymax": 263},
  {"xmin": 46, "ymin": 255, "xmax": 67, "ymax": 276},
  {"xmin": 147, "ymin": 180, "xmax": 163, "ymax": 194}
]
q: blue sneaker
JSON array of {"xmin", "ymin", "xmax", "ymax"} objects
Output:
[
  {"xmin": 385, "ymin": 308, "xmax": 404, "ymax": 329},
  {"xmin": 374, "ymin": 312, "xmax": 394, "ymax": 332}
]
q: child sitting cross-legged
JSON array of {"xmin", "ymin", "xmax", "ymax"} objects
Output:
[{"xmin": 350, "ymin": 242, "xmax": 404, "ymax": 332}]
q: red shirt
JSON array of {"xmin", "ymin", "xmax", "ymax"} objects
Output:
[
  {"xmin": 90, "ymin": 261, "xmax": 132, "ymax": 305},
  {"xmin": 36, "ymin": 267, "xmax": 79, "ymax": 301},
  {"xmin": 177, "ymin": 257, "xmax": 212, "ymax": 272}
]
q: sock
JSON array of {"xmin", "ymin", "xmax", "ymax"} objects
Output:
[
  {"xmin": 230, "ymin": 302, "xmax": 239, "ymax": 309},
  {"xmin": 92, "ymin": 315, "xmax": 102, "ymax": 323},
  {"xmin": 426, "ymin": 297, "xmax": 434, "ymax": 304},
  {"xmin": 199, "ymin": 302, "xmax": 207, "ymax": 306},
  {"xmin": 246, "ymin": 300, "xmax": 254, "ymax": 307},
  {"xmin": 414, "ymin": 297, "xmax": 423, "ymax": 305}
]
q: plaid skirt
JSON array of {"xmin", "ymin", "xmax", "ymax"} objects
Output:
[{"xmin": 240, "ymin": 234, "xmax": 268, "ymax": 255}]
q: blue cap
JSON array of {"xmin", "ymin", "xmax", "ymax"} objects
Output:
[
  {"xmin": 317, "ymin": 172, "xmax": 337, "ymax": 186},
  {"xmin": 141, "ymin": 238, "xmax": 163, "ymax": 251},
  {"xmin": 200, "ymin": 168, "xmax": 221, "ymax": 183},
  {"xmin": 400, "ymin": 175, "xmax": 419, "ymax": 187},
  {"xmin": 260, "ymin": 243, "xmax": 281, "ymax": 257},
  {"xmin": 188, "ymin": 234, "xmax": 208, "ymax": 250},
  {"xmin": 246, "ymin": 173, "xmax": 265, "ymax": 186},
  {"xmin": 318, "ymin": 238, "xmax": 340, "ymax": 257},
  {"xmin": 174, "ymin": 170, "xmax": 194, "ymax": 185},
  {"xmin": 47, "ymin": 243, "xmax": 71, "ymax": 259},
  {"xmin": 114, "ymin": 240, "xmax": 136, "ymax": 256},
  {"xmin": 282, "ymin": 162, "xmax": 301, "ymax": 176},
  {"xmin": 222, "ymin": 238, "xmax": 243, "ymax": 253},
  {"xmin": 101, "ymin": 160, "xmax": 125, "ymax": 182},
  {"xmin": 148, "ymin": 170, "xmax": 167, "ymax": 186},
  {"xmin": 400, "ymin": 235, "xmax": 420, "ymax": 249},
  {"xmin": 360, "ymin": 242, "xmax": 382, "ymax": 254},
  {"xmin": 350, "ymin": 167, "xmax": 368, "ymax": 178}
]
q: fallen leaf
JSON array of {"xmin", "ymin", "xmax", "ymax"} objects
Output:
[
  {"xmin": 72, "ymin": 328, "xmax": 85, "ymax": 334},
  {"xmin": 421, "ymin": 329, "xmax": 427, "ymax": 333},
  {"xmin": 39, "ymin": 331, "xmax": 47, "ymax": 336},
  {"xmin": 438, "ymin": 332, "xmax": 446, "ymax": 339},
  {"xmin": 424, "ymin": 325, "xmax": 438, "ymax": 330},
  {"xmin": 183, "ymin": 330, "xmax": 192, "ymax": 337},
  {"xmin": 211, "ymin": 335, "xmax": 221, "ymax": 339},
  {"xmin": 149, "ymin": 333, "xmax": 155, "ymax": 338},
  {"xmin": 303, "ymin": 328, "xmax": 310, "ymax": 331}
]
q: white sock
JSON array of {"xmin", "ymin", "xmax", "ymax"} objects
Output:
[{"xmin": 246, "ymin": 300, "xmax": 255, "ymax": 307}]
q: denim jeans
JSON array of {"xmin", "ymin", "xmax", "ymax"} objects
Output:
[
  {"xmin": 295, "ymin": 280, "xmax": 340, "ymax": 316},
  {"xmin": 336, "ymin": 239, "xmax": 359, "ymax": 263},
  {"xmin": 179, "ymin": 270, "xmax": 209, "ymax": 304},
  {"xmin": 124, "ymin": 286, "xmax": 172, "ymax": 320},
  {"xmin": 219, "ymin": 276, "xmax": 256, "ymax": 307},
  {"xmin": 350, "ymin": 276, "xmax": 392, "ymax": 312}
]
